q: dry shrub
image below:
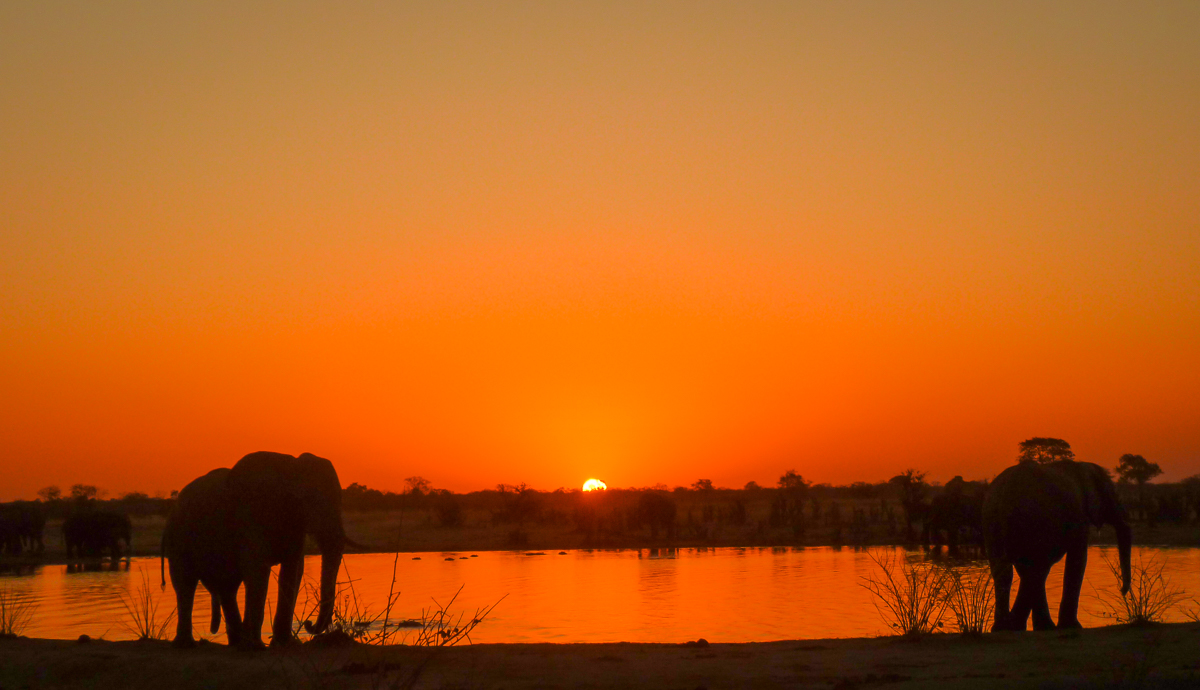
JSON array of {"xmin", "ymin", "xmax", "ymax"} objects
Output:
[
  {"xmin": 294, "ymin": 555, "xmax": 503, "ymax": 647},
  {"xmin": 1182, "ymin": 599, "xmax": 1200, "ymax": 623},
  {"xmin": 118, "ymin": 570, "xmax": 175, "ymax": 640},
  {"xmin": 284, "ymin": 555, "xmax": 505, "ymax": 690},
  {"xmin": 1093, "ymin": 551, "xmax": 1188, "ymax": 625},
  {"xmin": 860, "ymin": 549, "xmax": 950, "ymax": 637},
  {"xmin": 403, "ymin": 585, "xmax": 505, "ymax": 647},
  {"xmin": 0, "ymin": 587, "xmax": 37, "ymax": 638},
  {"xmin": 943, "ymin": 565, "xmax": 994, "ymax": 635}
]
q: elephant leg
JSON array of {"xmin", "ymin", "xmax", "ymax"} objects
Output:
[
  {"xmin": 220, "ymin": 584, "xmax": 243, "ymax": 646},
  {"xmin": 990, "ymin": 559, "xmax": 1013, "ymax": 631},
  {"xmin": 1027, "ymin": 563, "xmax": 1055, "ymax": 631},
  {"xmin": 1010, "ymin": 564, "xmax": 1037, "ymax": 631},
  {"xmin": 272, "ymin": 553, "xmax": 305, "ymax": 645},
  {"xmin": 240, "ymin": 564, "xmax": 271, "ymax": 650},
  {"xmin": 1057, "ymin": 542, "xmax": 1088, "ymax": 629},
  {"xmin": 169, "ymin": 568, "xmax": 198, "ymax": 648}
]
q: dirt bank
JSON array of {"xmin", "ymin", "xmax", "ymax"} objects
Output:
[{"xmin": 1, "ymin": 623, "xmax": 1198, "ymax": 689}]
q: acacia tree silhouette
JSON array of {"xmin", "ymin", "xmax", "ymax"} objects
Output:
[
  {"xmin": 1116, "ymin": 454, "xmax": 1163, "ymax": 523},
  {"xmin": 771, "ymin": 470, "xmax": 810, "ymax": 537},
  {"xmin": 889, "ymin": 469, "xmax": 928, "ymax": 542},
  {"xmin": 1017, "ymin": 438, "xmax": 1075, "ymax": 464}
]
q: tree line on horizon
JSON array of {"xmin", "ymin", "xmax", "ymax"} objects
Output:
[{"xmin": 10, "ymin": 438, "xmax": 1197, "ymax": 530}]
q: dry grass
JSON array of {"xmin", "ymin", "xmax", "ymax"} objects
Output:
[
  {"xmin": 118, "ymin": 570, "xmax": 175, "ymax": 640},
  {"xmin": 281, "ymin": 553, "xmax": 505, "ymax": 690},
  {"xmin": 291, "ymin": 554, "xmax": 504, "ymax": 647},
  {"xmin": 943, "ymin": 565, "xmax": 994, "ymax": 635},
  {"xmin": 1092, "ymin": 551, "xmax": 1189, "ymax": 626},
  {"xmin": 0, "ymin": 587, "xmax": 37, "ymax": 638},
  {"xmin": 1182, "ymin": 602, "xmax": 1200, "ymax": 623},
  {"xmin": 402, "ymin": 585, "xmax": 505, "ymax": 647},
  {"xmin": 860, "ymin": 549, "xmax": 951, "ymax": 637}
]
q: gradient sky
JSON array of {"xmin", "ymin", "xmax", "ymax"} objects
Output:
[{"xmin": 2, "ymin": 2, "xmax": 1198, "ymax": 500}]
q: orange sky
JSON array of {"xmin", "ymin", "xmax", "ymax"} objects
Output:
[{"xmin": 2, "ymin": 2, "xmax": 1198, "ymax": 500}]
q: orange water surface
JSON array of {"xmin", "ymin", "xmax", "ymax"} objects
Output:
[{"xmin": 2, "ymin": 546, "xmax": 1197, "ymax": 643}]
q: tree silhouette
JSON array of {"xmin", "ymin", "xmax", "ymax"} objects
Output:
[
  {"xmin": 691, "ymin": 479, "xmax": 714, "ymax": 491},
  {"xmin": 37, "ymin": 486, "xmax": 61, "ymax": 502},
  {"xmin": 770, "ymin": 470, "xmax": 810, "ymax": 537},
  {"xmin": 404, "ymin": 476, "xmax": 431, "ymax": 495},
  {"xmin": 1017, "ymin": 437, "xmax": 1075, "ymax": 464},
  {"xmin": 888, "ymin": 469, "xmax": 928, "ymax": 542},
  {"xmin": 777, "ymin": 470, "xmax": 809, "ymax": 491},
  {"xmin": 1116, "ymin": 453, "xmax": 1163, "ymax": 522},
  {"xmin": 70, "ymin": 484, "xmax": 100, "ymax": 505}
]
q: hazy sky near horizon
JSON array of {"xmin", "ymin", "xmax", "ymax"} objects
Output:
[{"xmin": 2, "ymin": 2, "xmax": 1198, "ymax": 499}]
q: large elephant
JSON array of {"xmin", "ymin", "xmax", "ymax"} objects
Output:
[
  {"xmin": 63, "ymin": 511, "xmax": 132, "ymax": 560},
  {"xmin": 164, "ymin": 451, "xmax": 349, "ymax": 649},
  {"xmin": 983, "ymin": 460, "xmax": 1131, "ymax": 631}
]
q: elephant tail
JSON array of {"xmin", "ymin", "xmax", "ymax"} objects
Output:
[
  {"xmin": 209, "ymin": 592, "xmax": 222, "ymax": 634},
  {"xmin": 160, "ymin": 530, "xmax": 167, "ymax": 588}
]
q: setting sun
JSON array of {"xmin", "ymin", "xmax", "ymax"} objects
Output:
[{"xmin": 582, "ymin": 479, "xmax": 607, "ymax": 492}]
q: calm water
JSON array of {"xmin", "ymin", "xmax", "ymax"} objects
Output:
[{"xmin": 2, "ymin": 546, "xmax": 1197, "ymax": 643}]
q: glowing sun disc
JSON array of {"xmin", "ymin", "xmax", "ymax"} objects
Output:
[{"xmin": 582, "ymin": 479, "xmax": 607, "ymax": 491}]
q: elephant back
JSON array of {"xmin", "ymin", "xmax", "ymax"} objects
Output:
[
  {"xmin": 226, "ymin": 451, "xmax": 345, "ymax": 559},
  {"xmin": 983, "ymin": 462, "xmax": 1090, "ymax": 562},
  {"xmin": 167, "ymin": 468, "xmax": 235, "ymax": 561}
]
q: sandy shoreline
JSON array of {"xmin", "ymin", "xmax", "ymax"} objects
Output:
[{"xmin": 2, "ymin": 623, "xmax": 1198, "ymax": 689}]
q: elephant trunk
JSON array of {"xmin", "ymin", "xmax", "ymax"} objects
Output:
[
  {"xmin": 1115, "ymin": 520, "xmax": 1132, "ymax": 595},
  {"xmin": 306, "ymin": 533, "xmax": 344, "ymax": 635}
]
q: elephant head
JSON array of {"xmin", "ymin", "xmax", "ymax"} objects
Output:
[
  {"xmin": 292, "ymin": 452, "xmax": 346, "ymax": 635},
  {"xmin": 224, "ymin": 451, "xmax": 348, "ymax": 644},
  {"xmin": 1070, "ymin": 461, "xmax": 1132, "ymax": 594}
]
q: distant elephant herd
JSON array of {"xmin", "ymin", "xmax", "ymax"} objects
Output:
[
  {"xmin": 0, "ymin": 501, "xmax": 134, "ymax": 560},
  {"xmin": 0, "ymin": 452, "xmax": 1136, "ymax": 645},
  {"xmin": 0, "ymin": 502, "xmax": 45, "ymax": 555}
]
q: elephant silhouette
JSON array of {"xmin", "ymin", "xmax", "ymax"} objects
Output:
[
  {"xmin": 983, "ymin": 460, "xmax": 1131, "ymax": 631},
  {"xmin": 62, "ymin": 511, "xmax": 132, "ymax": 561},
  {"xmin": 164, "ymin": 451, "xmax": 355, "ymax": 649},
  {"xmin": 0, "ymin": 502, "xmax": 46, "ymax": 555},
  {"xmin": 924, "ymin": 477, "xmax": 985, "ymax": 551}
]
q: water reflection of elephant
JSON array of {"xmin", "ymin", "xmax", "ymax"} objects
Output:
[
  {"xmin": 164, "ymin": 451, "xmax": 350, "ymax": 649},
  {"xmin": 0, "ymin": 562, "xmax": 40, "ymax": 576},
  {"xmin": 62, "ymin": 511, "xmax": 132, "ymax": 561},
  {"xmin": 65, "ymin": 559, "xmax": 130, "ymax": 574},
  {"xmin": 983, "ymin": 460, "xmax": 1131, "ymax": 631}
]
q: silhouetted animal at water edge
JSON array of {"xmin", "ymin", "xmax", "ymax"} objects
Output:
[
  {"xmin": 0, "ymin": 502, "xmax": 47, "ymax": 555},
  {"xmin": 63, "ymin": 511, "xmax": 132, "ymax": 560},
  {"xmin": 983, "ymin": 460, "xmax": 1131, "ymax": 632},
  {"xmin": 164, "ymin": 451, "xmax": 356, "ymax": 650},
  {"xmin": 923, "ymin": 477, "xmax": 985, "ymax": 552}
]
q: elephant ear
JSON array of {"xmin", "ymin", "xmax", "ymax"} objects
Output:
[{"xmin": 1078, "ymin": 463, "xmax": 1113, "ymax": 528}]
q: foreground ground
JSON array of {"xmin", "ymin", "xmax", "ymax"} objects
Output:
[{"xmin": 1, "ymin": 623, "xmax": 1198, "ymax": 689}]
